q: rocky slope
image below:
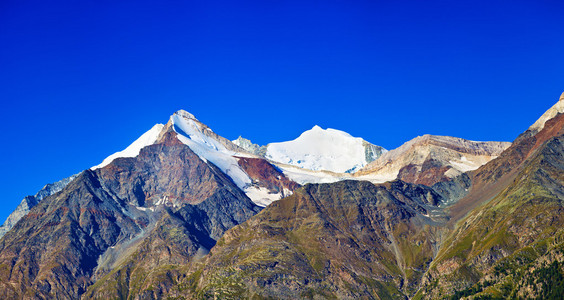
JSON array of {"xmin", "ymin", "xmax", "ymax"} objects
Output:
[
  {"xmin": 527, "ymin": 91, "xmax": 564, "ymax": 135},
  {"xmin": 417, "ymin": 98, "xmax": 564, "ymax": 298},
  {"xmin": 0, "ymin": 174, "xmax": 78, "ymax": 238},
  {"xmin": 357, "ymin": 135, "xmax": 511, "ymax": 186}
]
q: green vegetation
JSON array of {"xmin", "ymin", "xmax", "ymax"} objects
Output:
[
  {"xmin": 525, "ymin": 261, "xmax": 564, "ymax": 300},
  {"xmin": 449, "ymin": 280, "xmax": 495, "ymax": 299},
  {"xmin": 197, "ymin": 269, "xmax": 248, "ymax": 299}
]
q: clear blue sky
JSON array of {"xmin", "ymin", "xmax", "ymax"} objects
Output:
[{"xmin": 0, "ymin": 0, "xmax": 563, "ymax": 222}]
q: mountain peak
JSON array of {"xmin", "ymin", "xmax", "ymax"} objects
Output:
[
  {"xmin": 358, "ymin": 134, "xmax": 511, "ymax": 186},
  {"xmin": 232, "ymin": 136, "xmax": 266, "ymax": 156},
  {"xmin": 174, "ymin": 109, "xmax": 198, "ymax": 121},
  {"xmin": 560, "ymin": 91, "xmax": 564, "ymax": 101},
  {"xmin": 300, "ymin": 125, "xmax": 356, "ymax": 140},
  {"xmin": 266, "ymin": 126, "xmax": 385, "ymax": 173}
]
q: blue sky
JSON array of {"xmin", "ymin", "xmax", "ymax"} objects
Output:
[{"xmin": 0, "ymin": 0, "xmax": 563, "ymax": 222}]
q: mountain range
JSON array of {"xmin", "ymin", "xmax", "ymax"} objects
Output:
[{"xmin": 1, "ymin": 92, "xmax": 563, "ymax": 299}]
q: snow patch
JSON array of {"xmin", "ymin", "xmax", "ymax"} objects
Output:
[
  {"xmin": 276, "ymin": 164, "xmax": 346, "ymax": 185},
  {"xmin": 355, "ymin": 170, "xmax": 399, "ymax": 184},
  {"xmin": 136, "ymin": 206, "xmax": 155, "ymax": 212},
  {"xmin": 154, "ymin": 195, "xmax": 169, "ymax": 206},
  {"xmin": 448, "ymin": 155, "xmax": 480, "ymax": 173},
  {"xmin": 243, "ymin": 186, "xmax": 284, "ymax": 207}
]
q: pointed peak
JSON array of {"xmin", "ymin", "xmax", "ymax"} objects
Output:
[
  {"xmin": 297, "ymin": 125, "xmax": 329, "ymax": 137},
  {"xmin": 560, "ymin": 91, "xmax": 564, "ymax": 102},
  {"xmin": 173, "ymin": 109, "xmax": 198, "ymax": 121},
  {"xmin": 233, "ymin": 136, "xmax": 251, "ymax": 143}
]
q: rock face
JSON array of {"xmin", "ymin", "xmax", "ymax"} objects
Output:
[
  {"xmin": 232, "ymin": 136, "xmax": 267, "ymax": 156},
  {"xmin": 0, "ymin": 174, "xmax": 78, "ymax": 238},
  {"xmin": 358, "ymin": 135, "xmax": 511, "ymax": 186}
]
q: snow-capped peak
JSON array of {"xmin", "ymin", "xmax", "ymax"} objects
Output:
[
  {"xmin": 171, "ymin": 110, "xmax": 252, "ymax": 189},
  {"xmin": 265, "ymin": 126, "xmax": 385, "ymax": 173},
  {"xmin": 171, "ymin": 111, "xmax": 222, "ymax": 151},
  {"xmin": 170, "ymin": 111, "xmax": 293, "ymax": 206},
  {"xmin": 174, "ymin": 109, "xmax": 198, "ymax": 121},
  {"xmin": 307, "ymin": 125, "xmax": 353, "ymax": 138},
  {"xmin": 91, "ymin": 109, "xmax": 289, "ymax": 207},
  {"xmin": 91, "ymin": 124, "xmax": 165, "ymax": 170}
]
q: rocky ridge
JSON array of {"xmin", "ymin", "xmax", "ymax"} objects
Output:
[
  {"xmin": 0, "ymin": 174, "xmax": 78, "ymax": 238},
  {"xmin": 357, "ymin": 135, "xmax": 511, "ymax": 186}
]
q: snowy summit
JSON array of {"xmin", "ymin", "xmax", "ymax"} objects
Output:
[{"xmin": 265, "ymin": 125, "xmax": 386, "ymax": 173}]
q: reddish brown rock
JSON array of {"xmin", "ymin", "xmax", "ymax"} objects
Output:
[{"xmin": 236, "ymin": 156, "xmax": 300, "ymax": 194}]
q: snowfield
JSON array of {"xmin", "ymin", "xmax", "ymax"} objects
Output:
[{"xmin": 266, "ymin": 125, "xmax": 385, "ymax": 173}]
